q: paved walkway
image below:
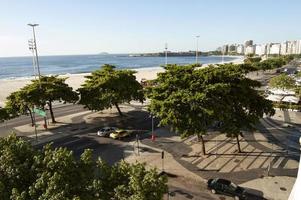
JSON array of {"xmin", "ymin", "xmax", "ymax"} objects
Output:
[{"xmin": 137, "ymin": 119, "xmax": 300, "ymax": 199}]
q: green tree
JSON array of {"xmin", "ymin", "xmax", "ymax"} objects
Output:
[
  {"xmin": 269, "ymin": 74, "xmax": 296, "ymax": 90},
  {"xmin": 148, "ymin": 64, "xmax": 274, "ymax": 154},
  {"xmin": 0, "ymin": 107, "xmax": 9, "ymax": 122},
  {"xmin": 0, "ymin": 134, "xmax": 168, "ymax": 200},
  {"xmin": 11, "ymin": 76, "xmax": 78, "ymax": 123},
  {"xmin": 244, "ymin": 56, "xmax": 261, "ymax": 64},
  {"xmin": 5, "ymin": 90, "xmax": 35, "ymax": 125},
  {"xmin": 94, "ymin": 160, "xmax": 167, "ymax": 200},
  {"xmin": 0, "ymin": 134, "xmax": 37, "ymax": 200},
  {"xmin": 78, "ymin": 64, "xmax": 145, "ymax": 116}
]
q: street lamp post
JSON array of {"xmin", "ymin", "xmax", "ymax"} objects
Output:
[
  {"xmin": 28, "ymin": 24, "xmax": 41, "ymax": 80},
  {"xmin": 196, "ymin": 35, "xmax": 200, "ymax": 64},
  {"xmin": 222, "ymin": 47, "xmax": 225, "ymax": 64},
  {"xmin": 151, "ymin": 115, "xmax": 155, "ymax": 141},
  {"xmin": 28, "ymin": 23, "xmax": 48, "ymax": 131},
  {"xmin": 165, "ymin": 43, "xmax": 168, "ymax": 67},
  {"xmin": 28, "ymin": 39, "xmax": 37, "ymax": 80}
]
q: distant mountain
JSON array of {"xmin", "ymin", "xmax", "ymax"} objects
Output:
[{"xmin": 98, "ymin": 52, "xmax": 109, "ymax": 55}]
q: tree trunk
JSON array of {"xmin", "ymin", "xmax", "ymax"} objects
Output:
[
  {"xmin": 236, "ymin": 135, "xmax": 242, "ymax": 153},
  {"xmin": 200, "ymin": 135, "xmax": 206, "ymax": 155},
  {"xmin": 48, "ymin": 101, "xmax": 56, "ymax": 123},
  {"xmin": 27, "ymin": 107, "xmax": 34, "ymax": 126},
  {"xmin": 115, "ymin": 103, "xmax": 123, "ymax": 116}
]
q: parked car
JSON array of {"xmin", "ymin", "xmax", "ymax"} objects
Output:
[
  {"xmin": 109, "ymin": 129, "xmax": 132, "ymax": 139},
  {"xmin": 97, "ymin": 127, "xmax": 116, "ymax": 137},
  {"xmin": 207, "ymin": 178, "xmax": 246, "ymax": 200}
]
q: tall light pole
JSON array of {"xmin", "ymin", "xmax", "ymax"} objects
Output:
[
  {"xmin": 28, "ymin": 39, "xmax": 37, "ymax": 80},
  {"xmin": 165, "ymin": 43, "xmax": 168, "ymax": 67},
  {"xmin": 196, "ymin": 35, "xmax": 200, "ymax": 64},
  {"xmin": 28, "ymin": 23, "xmax": 48, "ymax": 132},
  {"xmin": 28, "ymin": 24, "xmax": 41, "ymax": 80},
  {"xmin": 222, "ymin": 46, "xmax": 225, "ymax": 64}
]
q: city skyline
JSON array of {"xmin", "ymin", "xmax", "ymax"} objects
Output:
[{"xmin": 1, "ymin": 0, "xmax": 301, "ymax": 57}]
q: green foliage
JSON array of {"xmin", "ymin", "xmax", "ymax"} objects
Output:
[
  {"xmin": 0, "ymin": 134, "xmax": 167, "ymax": 200},
  {"xmin": 244, "ymin": 57, "xmax": 261, "ymax": 64},
  {"xmin": 147, "ymin": 64, "xmax": 275, "ymax": 153},
  {"xmin": 273, "ymin": 102, "xmax": 301, "ymax": 111},
  {"xmin": 78, "ymin": 64, "xmax": 145, "ymax": 116},
  {"xmin": 95, "ymin": 160, "xmax": 167, "ymax": 200},
  {"xmin": 5, "ymin": 76, "xmax": 78, "ymax": 123},
  {"xmin": 269, "ymin": 74, "xmax": 296, "ymax": 90},
  {"xmin": 6, "ymin": 90, "xmax": 31, "ymax": 118},
  {"xmin": 0, "ymin": 134, "xmax": 36, "ymax": 200},
  {"xmin": 0, "ymin": 107, "xmax": 9, "ymax": 122},
  {"xmin": 244, "ymin": 56, "xmax": 292, "ymax": 72}
]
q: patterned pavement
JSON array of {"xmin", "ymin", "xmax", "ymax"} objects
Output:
[{"xmin": 141, "ymin": 117, "xmax": 300, "ymax": 185}]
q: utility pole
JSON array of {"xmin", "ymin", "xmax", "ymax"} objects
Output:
[
  {"xmin": 222, "ymin": 47, "xmax": 225, "ymax": 64},
  {"xmin": 28, "ymin": 24, "xmax": 41, "ymax": 81},
  {"xmin": 28, "ymin": 23, "xmax": 48, "ymax": 132},
  {"xmin": 28, "ymin": 39, "xmax": 37, "ymax": 80},
  {"xmin": 196, "ymin": 35, "xmax": 200, "ymax": 64},
  {"xmin": 151, "ymin": 115, "xmax": 155, "ymax": 141},
  {"xmin": 165, "ymin": 43, "xmax": 168, "ymax": 67}
]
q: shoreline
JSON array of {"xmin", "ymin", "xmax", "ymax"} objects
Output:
[{"xmin": 0, "ymin": 56, "xmax": 243, "ymax": 107}]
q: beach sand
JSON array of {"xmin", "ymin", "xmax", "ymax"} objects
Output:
[{"xmin": 0, "ymin": 56, "xmax": 243, "ymax": 107}]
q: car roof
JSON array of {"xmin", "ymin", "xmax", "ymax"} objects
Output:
[
  {"xmin": 216, "ymin": 178, "xmax": 231, "ymax": 185},
  {"xmin": 102, "ymin": 127, "xmax": 115, "ymax": 130}
]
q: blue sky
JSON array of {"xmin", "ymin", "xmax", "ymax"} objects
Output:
[{"xmin": 0, "ymin": 0, "xmax": 300, "ymax": 57}]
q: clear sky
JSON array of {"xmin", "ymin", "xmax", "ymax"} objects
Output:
[{"xmin": 0, "ymin": 0, "xmax": 300, "ymax": 57}]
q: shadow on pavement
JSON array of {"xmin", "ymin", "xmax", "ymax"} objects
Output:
[{"xmin": 244, "ymin": 187, "xmax": 267, "ymax": 200}]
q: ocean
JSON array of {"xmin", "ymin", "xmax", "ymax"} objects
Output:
[{"xmin": 0, "ymin": 54, "xmax": 240, "ymax": 80}]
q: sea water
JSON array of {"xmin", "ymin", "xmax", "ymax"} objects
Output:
[{"xmin": 0, "ymin": 54, "xmax": 240, "ymax": 79}]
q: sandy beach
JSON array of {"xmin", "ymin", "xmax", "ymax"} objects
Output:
[{"xmin": 0, "ymin": 56, "xmax": 243, "ymax": 107}]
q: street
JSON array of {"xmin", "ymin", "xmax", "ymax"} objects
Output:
[{"xmin": 0, "ymin": 103, "xmax": 87, "ymax": 137}]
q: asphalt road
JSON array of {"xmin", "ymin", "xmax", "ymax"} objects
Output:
[
  {"xmin": 31, "ymin": 106, "xmax": 157, "ymax": 163},
  {"xmin": 0, "ymin": 103, "xmax": 87, "ymax": 137}
]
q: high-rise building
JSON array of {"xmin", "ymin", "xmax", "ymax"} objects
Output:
[
  {"xmin": 296, "ymin": 40, "xmax": 301, "ymax": 54},
  {"xmin": 245, "ymin": 45, "xmax": 255, "ymax": 55},
  {"xmin": 236, "ymin": 44, "xmax": 244, "ymax": 54},
  {"xmin": 255, "ymin": 45, "xmax": 262, "ymax": 55},
  {"xmin": 269, "ymin": 43, "xmax": 281, "ymax": 55},
  {"xmin": 228, "ymin": 44, "xmax": 237, "ymax": 53},
  {"xmin": 222, "ymin": 45, "xmax": 229, "ymax": 54},
  {"xmin": 280, "ymin": 41, "xmax": 288, "ymax": 55},
  {"xmin": 244, "ymin": 40, "xmax": 253, "ymax": 47}
]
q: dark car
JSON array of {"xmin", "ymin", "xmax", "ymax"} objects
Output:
[{"xmin": 207, "ymin": 178, "xmax": 246, "ymax": 200}]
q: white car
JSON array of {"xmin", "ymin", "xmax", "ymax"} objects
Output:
[{"xmin": 97, "ymin": 127, "xmax": 116, "ymax": 137}]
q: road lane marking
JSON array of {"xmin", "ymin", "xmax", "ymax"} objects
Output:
[{"xmin": 62, "ymin": 138, "xmax": 82, "ymax": 146}]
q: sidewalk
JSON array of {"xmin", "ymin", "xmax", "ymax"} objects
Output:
[
  {"xmin": 136, "ymin": 127, "xmax": 298, "ymax": 200},
  {"xmin": 241, "ymin": 176, "xmax": 296, "ymax": 200},
  {"xmin": 125, "ymin": 138, "xmax": 224, "ymax": 200},
  {"xmin": 271, "ymin": 110, "xmax": 301, "ymax": 127}
]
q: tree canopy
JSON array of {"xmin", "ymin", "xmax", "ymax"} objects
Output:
[
  {"xmin": 147, "ymin": 64, "xmax": 274, "ymax": 154},
  {"xmin": 5, "ymin": 90, "xmax": 35, "ymax": 125},
  {"xmin": 269, "ymin": 74, "xmax": 296, "ymax": 90},
  {"xmin": 0, "ymin": 108, "xmax": 9, "ymax": 122},
  {"xmin": 0, "ymin": 134, "xmax": 168, "ymax": 200},
  {"xmin": 78, "ymin": 64, "xmax": 145, "ymax": 116},
  {"xmin": 5, "ymin": 76, "xmax": 78, "ymax": 123}
]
